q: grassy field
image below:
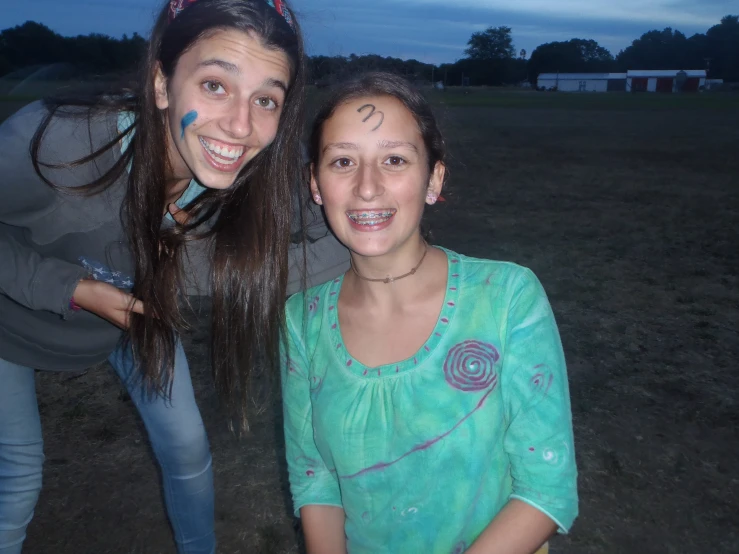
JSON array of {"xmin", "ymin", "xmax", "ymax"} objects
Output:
[
  {"xmin": 429, "ymin": 87, "xmax": 739, "ymax": 110},
  {"xmin": 2, "ymin": 88, "xmax": 738, "ymax": 553}
]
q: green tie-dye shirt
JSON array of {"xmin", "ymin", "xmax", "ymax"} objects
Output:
[{"xmin": 281, "ymin": 248, "xmax": 578, "ymax": 554}]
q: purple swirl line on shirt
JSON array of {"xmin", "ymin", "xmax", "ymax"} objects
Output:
[{"xmin": 339, "ymin": 384, "xmax": 497, "ymax": 480}]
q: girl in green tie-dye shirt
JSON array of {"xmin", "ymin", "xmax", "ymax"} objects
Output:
[{"xmin": 281, "ymin": 72, "xmax": 578, "ymax": 554}]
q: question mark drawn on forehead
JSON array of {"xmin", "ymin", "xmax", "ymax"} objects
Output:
[{"xmin": 357, "ymin": 104, "xmax": 384, "ymax": 132}]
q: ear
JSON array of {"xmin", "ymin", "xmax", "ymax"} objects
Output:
[
  {"xmin": 426, "ymin": 161, "xmax": 446, "ymax": 204},
  {"xmin": 309, "ymin": 163, "xmax": 323, "ymax": 205},
  {"xmin": 154, "ymin": 64, "xmax": 169, "ymax": 110}
]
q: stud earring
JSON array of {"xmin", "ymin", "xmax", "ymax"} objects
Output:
[
  {"xmin": 426, "ymin": 191, "xmax": 438, "ymax": 205},
  {"xmin": 313, "ymin": 193, "xmax": 322, "ymax": 204}
]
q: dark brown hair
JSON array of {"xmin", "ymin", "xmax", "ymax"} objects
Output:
[
  {"xmin": 30, "ymin": 0, "xmax": 306, "ymax": 430},
  {"xmin": 308, "ymin": 72, "xmax": 446, "ymax": 173}
]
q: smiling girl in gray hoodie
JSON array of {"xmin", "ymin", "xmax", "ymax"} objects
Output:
[{"xmin": 0, "ymin": 1, "xmax": 348, "ymax": 553}]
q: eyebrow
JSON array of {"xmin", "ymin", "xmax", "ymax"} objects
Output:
[
  {"xmin": 197, "ymin": 60, "xmax": 288, "ymax": 92},
  {"xmin": 322, "ymin": 140, "xmax": 419, "ymax": 154},
  {"xmin": 198, "ymin": 59, "xmax": 240, "ymax": 74},
  {"xmin": 377, "ymin": 140, "xmax": 418, "ymax": 151},
  {"xmin": 322, "ymin": 142, "xmax": 358, "ymax": 154},
  {"xmin": 263, "ymin": 77, "xmax": 288, "ymax": 93}
]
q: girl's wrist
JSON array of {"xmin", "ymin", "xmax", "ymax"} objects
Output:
[{"xmin": 70, "ymin": 275, "xmax": 93, "ymax": 312}]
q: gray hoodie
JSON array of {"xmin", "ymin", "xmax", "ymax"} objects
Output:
[{"xmin": 0, "ymin": 101, "xmax": 348, "ymax": 371}]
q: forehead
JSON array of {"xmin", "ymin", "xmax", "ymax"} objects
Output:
[
  {"xmin": 178, "ymin": 28, "xmax": 291, "ymax": 82},
  {"xmin": 323, "ymin": 95, "xmax": 421, "ymax": 141}
]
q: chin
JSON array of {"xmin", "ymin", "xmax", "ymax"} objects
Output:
[
  {"xmin": 201, "ymin": 175, "xmax": 239, "ymax": 190},
  {"xmin": 343, "ymin": 235, "xmax": 395, "ymax": 257},
  {"xmin": 192, "ymin": 161, "xmax": 247, "ymax": 189}
]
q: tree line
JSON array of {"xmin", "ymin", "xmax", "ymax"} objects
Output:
[
  {"xmin": 0, "ymin": 22, "xmax": 147, "ymax": 80},
  {"xmin": 463, "ymin": 16, "xmax": 738, "ymax": 85},
  {"xmin": 1, "ymin": 17, "xmax": 737, "ymax": 87},
  {"xmin": 527, "ymin": 16, "xmax": 739, "ymax": 85}
]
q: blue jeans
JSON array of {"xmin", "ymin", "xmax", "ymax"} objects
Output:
[{"xmin": 0, "ymin": 342, "xmax": 215, "ymax": 554}]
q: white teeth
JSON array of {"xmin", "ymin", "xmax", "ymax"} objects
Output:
[{"xmin": 199, "ymin": 137, "xmax": 244, "ymax": 160}]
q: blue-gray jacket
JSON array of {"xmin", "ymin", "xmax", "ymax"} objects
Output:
[{"xmin": 0, "ymin": 101, "xmax": 348, "ymax": 370}]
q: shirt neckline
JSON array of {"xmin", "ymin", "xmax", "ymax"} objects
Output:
[{"xmin": 326, "ymin": 247, "xmax": 462, "ymax": 378}]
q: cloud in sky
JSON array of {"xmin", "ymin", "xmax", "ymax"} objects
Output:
[
  {"xmin": 293, "ymin": 0, "xmax": 730, "ymax": 61},
  {"xmin": 2, "ymin": 0, "xmax": 733, "ymax": 63},
  {"xmin": 414, "ymin": 0, "xmax": 729, "ymax": 27}
]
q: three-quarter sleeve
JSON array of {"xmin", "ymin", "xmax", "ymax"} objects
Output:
[
  {"xmin": 500, "ymin": 268, "xmax": 579, "ymax": 532},
  {"xmin": 281, "ymin": 302, "xmax": 343, "ymax": 516}
]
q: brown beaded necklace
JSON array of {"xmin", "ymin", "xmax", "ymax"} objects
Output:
[{"xmin": 350, "ymin": 241, "xmax": 429, "ymax": 284}]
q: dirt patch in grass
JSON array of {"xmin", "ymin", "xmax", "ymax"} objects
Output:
[{"xmin": 20, "ymin": 96, "xmax": 739, "ymax": 553}]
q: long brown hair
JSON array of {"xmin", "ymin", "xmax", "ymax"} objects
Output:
[{"xmin": 30, "ymin": 0, "xmax": 306, "ymax": 429}]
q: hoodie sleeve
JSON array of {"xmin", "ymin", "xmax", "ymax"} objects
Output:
[{"xmin": 0, "ymin": 102, "xmax": 91, "ymax": 317}]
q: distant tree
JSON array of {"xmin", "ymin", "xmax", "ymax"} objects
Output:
[
  {"xmin": 614, "ymin": 19, "xmax": 739, "ymax": 80},
  {"xmin": 439, "ymin": 56, "xmax": 525, "ymax": 86},
  {"xmin": 0, "ymin": 54, "xmax": 11, "ymax": 77},
  {"xmin": 306, "ymin": 54, "xmax": 436, "ymax": 86},
  {"xmin": 528, "ymin": 38, "xmax": 615, "ymax": 84},
  {"xmin": 705, "ymin": 15, "xmax": 739, "ymax": 81},
  {"xmin": 118, "ymin": 32, "xmax": 147, "ymax": 70},
  {"xmin": 465, "ymin": 26, "xmax": 516, "ymax": 60},
  {"xmin": 0, "ymin": 21, "xmax": 67, "ymax": 71},
  {"xmin": 0, "ymin": 21, "xmax": 146, "ymax": 78},
  {"xmin": 616, "ymin": 28, "xmax": 694, "ymax": 70}
]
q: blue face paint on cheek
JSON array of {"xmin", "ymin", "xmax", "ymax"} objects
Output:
[{"xmin": 180, "ymin": 110, "xmax": 198, "ymax": 139}]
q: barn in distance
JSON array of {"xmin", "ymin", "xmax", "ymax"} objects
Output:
[
  {"xmin": 537, "ymin": 73, "xmax": 627, "ymax": 92},
  {"xmin": 626, "ymin": 69, "xmax": 707, "ymax": 92},
  {"xmin": 537, "ymin": 69, "xmax": 707, "ymax": 92}
]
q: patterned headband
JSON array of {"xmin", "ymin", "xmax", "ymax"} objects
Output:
[{"xmin": 168, "ymin": 0, "xmax": 294, "ymax": 30}]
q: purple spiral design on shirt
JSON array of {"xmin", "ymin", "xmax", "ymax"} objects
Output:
[
  {"xmin": 531, "ymin": 366, "xmax": 553, "ymax": 397},
  {"xmin": 309, "ymin": 375, "xmax": 324, "ymax": 395},
  {"xmin": 443, "ymin": 340, "xmax": 499, "ymax": 392}
]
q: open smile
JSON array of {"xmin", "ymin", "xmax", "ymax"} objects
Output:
[
  {"xmin": 346, "ymin": 209, "xmax": 396, "ymax": 226},
  {"xmin": 199, "ymin": 136, "xmax": 247, "ymax": 170}
]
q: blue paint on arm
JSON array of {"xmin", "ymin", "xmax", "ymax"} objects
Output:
[{"xmin": 180, "ymin": 110, "xmax": 198, "ymax": 138}]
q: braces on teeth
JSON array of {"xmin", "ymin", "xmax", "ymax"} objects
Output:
[
  {"xmin": 347, "ymin": 211, "xmax": 395, "ymax": 226},
  {"xmin": 349, "ymin": 211, "xmax": 394, "ymax": 219}
]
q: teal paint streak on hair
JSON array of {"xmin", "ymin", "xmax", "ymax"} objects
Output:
[{"xmin": 180, "ymin": 110, "xmax": 198, "ymax": 138}]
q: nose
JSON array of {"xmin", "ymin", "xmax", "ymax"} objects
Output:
[
  {"xmin": 354, "ymin": 162, "xmax": 384, "ymax": 201},
  {"xmin": 219, "ymin": 100, "xmax": 253, "ymax": 138}
]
